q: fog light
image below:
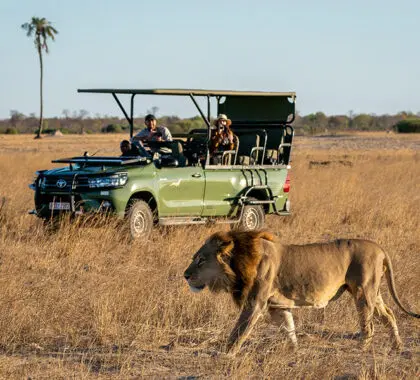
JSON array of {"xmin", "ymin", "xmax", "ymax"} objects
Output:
[{"xmin": 102, "ymin": 201, "xmax": 112, "ymax": 209}]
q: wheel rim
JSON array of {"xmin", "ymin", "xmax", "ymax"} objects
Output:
[
  {"xmin": 244, "ymin": 208, "xmax": 260, "ymax": 230},
  {"xmin": 132, "ymin": 211, "xmax": 146, "ymax": 236}
]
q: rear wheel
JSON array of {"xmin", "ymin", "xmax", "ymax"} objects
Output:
[
  {"xmin": 127, "ymin": 200, "xmax": 154, "ymax": 240},
  {"xmin": 232, "ymin": 199, "xmax": 265, "ymax": 231}
]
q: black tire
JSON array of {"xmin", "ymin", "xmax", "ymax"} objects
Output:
[
  {"xmin": 127, "ymin": 200, "xmax": 154, "ymax": 240},
  {"xmin": 232, "ymin": 199, "xmax": 265, "ymax": 231}
]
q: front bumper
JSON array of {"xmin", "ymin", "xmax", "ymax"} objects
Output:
[{"xmin": 32, "ymin": 191, "xmax": 125, "ymax": 219}]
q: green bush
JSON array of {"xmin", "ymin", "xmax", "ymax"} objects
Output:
[
  {"xmin": 61, "ymin": 128, "xmax": 79, "ymax": 134},
  {"xmin": 394, "ymin": 119, "xmax": 420, "ymax": 133},
  {"xmin": 102, "ymin": 124, "xmax": 123, "ymax": 133},
  {"xmin": 169, "ymin": 117, "xmax": 204, "ymax": 135},
  {"xmin": 43, "ymin": 128, "xmax": 57, "ymax": 135},
  {"xmin": 5, "ymin": 127, "xmax": 19, "ymax": 134}
]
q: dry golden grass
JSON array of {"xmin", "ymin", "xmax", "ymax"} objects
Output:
[{"xmin": 0, "ymin": 132, "xmax": 419, "ymax": 379}]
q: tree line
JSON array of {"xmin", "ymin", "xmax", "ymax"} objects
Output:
[
  {"xmin": 18, "ymin": 16, "xmax": 419, "ymax": 137},
  {"xmin": 1, "ymin": 110, "xmax": 419, "ymax": 135}
]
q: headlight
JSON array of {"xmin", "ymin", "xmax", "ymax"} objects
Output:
[
  {"xmin": 30, "ymin": 176, "xmax": 45, "ymax": 191},
  {"xmin": 88, "ymin": 173, "xmax": 128, "ymax": 189},
  {"xmin": 40, "ymin": 177, "xmax": 46, "ymax": 189}
]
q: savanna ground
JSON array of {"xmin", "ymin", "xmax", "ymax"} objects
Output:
[{"xmin": 0, "ymin": 132, "xmax": 419, "ymax": 379}]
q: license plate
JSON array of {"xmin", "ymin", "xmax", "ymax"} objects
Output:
[{"xmin": 49, "ymin": 202, "xmax": 71, "ymax": 210}]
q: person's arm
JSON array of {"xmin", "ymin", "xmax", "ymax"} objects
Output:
[
  {"xmin": 161, "ymin": 127, "xmax": 173, "ymax": 141},
  {"xmin": 227, "ymin": 131, "xmax": 235, "ymax": 150},
  {"xmin": 134, "ymin": 142, "xmax": 152, "ymax": 157},
  {"xmin": 131, "ymin": 128, "xmax": 148, "ymax": 143}
]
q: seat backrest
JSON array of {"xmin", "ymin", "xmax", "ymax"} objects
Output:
[
  {"xmin": 170, "ymin": 140, "xmax": 188, "ymax": 166},
  {"xmin": 220, "ymin": 134, "xmax": 239, "ymax": 165},
  {"xmin": 264, "ymin": 126, "xmax": 294, "ymax": 165},
  {"xmin": 233, "ymin": 130, "xmax": 263, "ymax": 165},
  {"xmin": 252, "ymin": 129, "xmax": 267, "ymax": 164},
  {"xmin": 236, "ymin": 133, "xmax": 259, "ymax": 157},
  {"xmin": 170, "ymin": 140, "xmax": 183, "ymax": 155},
  {"xmin": 147, "ymin": 140, "xmax": 188, "ymax": 166},
  {"xmin": 265, "ymin": 128, "xmax": 285, "ymax": 150},
  {"xmin": 184, "ymin": 134, "xmax": 207, "ymax": 165}
]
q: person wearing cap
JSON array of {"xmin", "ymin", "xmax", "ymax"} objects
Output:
[
  {"xmin": 132, "ymin": 114, "xmax": 173, "ymax": 143},
  {"xmin": 210, "ymin": 114, "xmax": 236, "ymax": 157},
  {"xmin": 120, "ymin": 139, "xmax": 150, "ymax": 157}
]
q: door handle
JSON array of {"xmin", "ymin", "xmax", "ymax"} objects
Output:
[{"xmin": 191, "ymin": 173, "xmax": 202, "ymax": 178}]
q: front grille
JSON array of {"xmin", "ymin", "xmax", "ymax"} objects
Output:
[
  {"xmin": 44, "ymin": 175, "xmax": 75, "ymax": 192},
  {"xmin": 75, "ymin": 176, "xmax": 90, "ymax": 190},
  {"xmin": 43, "ymin": 175, "xmax": 92, "ymax": 192}
]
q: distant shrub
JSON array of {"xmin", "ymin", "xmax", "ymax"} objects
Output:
[
  {"xmin": 169, "ymin": 117, "xmax": 204, "ymax": 135},
  {"xmin": 393, "ymin": 119, "xmax": 420, "ymax": 133},
  {"xmin": 43, "ymin": 128, "xmax": 57, "ymax": 135},
  {"xmin": 102, "ymin": 124, "xmax": 123, "ymax": 133},
  {"xmin": 4, "ymin": 127, "xmax": 19, "ymax": 134}
]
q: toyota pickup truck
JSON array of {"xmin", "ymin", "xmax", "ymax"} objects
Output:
[{"xmin": 29, "ymin": 88, "xmax": 295, "ymax": 239}]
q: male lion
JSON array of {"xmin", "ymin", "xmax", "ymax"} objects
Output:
[{"xmin": 184, "ymin": 230, "xmax": 419, "ymax": 355}]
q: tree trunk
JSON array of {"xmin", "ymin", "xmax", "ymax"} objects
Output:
[{"xmin": 36, "ymin": 41, "xmax": 44, "ymax": 139}]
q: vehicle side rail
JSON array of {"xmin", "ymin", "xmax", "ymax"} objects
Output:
[
  {"xmin": 239, "ymin": 182, "xmax": 290, "ymax": 216},
  {"xmin": 52, "ymin": 157, "xmax": 151, "ymax": 165}
]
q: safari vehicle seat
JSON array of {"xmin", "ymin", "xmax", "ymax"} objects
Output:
[
  {"xmin": 148, "ymin": 140, "xmax": 188, "ymax": 167},
  {"xmin": 220, "ymin": 134, "xmax": 239, "ymax": 165},
  {"xmin": 264, "ymin": 125, "xmax": 294, "ymax": 165},
  {"xmin": 233, "ymin": 129, "xmax": 266, "ymax": 165},
  {"xmin": 171, "ymin": 139, "xmax": 188, "ymax": 167},
  {"xmin": 253, "ymin": 129, "xmax": 267, "ymax": 165},
  {"xmin": 184, "ymin": 129, "xmax": 208, "ymax": 166}
]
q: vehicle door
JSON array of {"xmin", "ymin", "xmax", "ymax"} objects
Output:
[
  {"xmin": 202, "ymin": 130, "xmax": 263, "ymax": 217},
  {"xmin": 157, "ymin": 166, "xmax": 205, "ymax": 216},
  {"xmin": 202, "ymin": 167, "xmax": 247, "ymax": 216}
]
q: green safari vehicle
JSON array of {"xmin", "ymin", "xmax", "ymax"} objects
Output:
[{"xmin": 29, "ymin": 89, "xmax": 295, "ymax": 239}]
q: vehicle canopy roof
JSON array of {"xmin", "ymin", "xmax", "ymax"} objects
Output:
[
  {"xmin": 78, "ymin": 88, "xmax": 295, "ymax": 97},
  {"xmin": 78, "ymin": 88, "xmax": 296, "ymax": 136}
]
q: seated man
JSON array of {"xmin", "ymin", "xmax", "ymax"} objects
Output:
[{"xmin": 132, "ymin": 114, "xmax": 172, "ymax": 143}]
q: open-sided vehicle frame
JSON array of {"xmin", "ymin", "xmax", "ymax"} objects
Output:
[{"xmin": 29, "ymin": 88, "xmax": 296, "ymax": 239}]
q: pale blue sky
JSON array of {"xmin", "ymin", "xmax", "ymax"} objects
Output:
[{"xmin": 0, "ymin": 0, "xmax": 418, "ymax": 119}]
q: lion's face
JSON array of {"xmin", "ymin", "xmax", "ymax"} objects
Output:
[{"xmin": 184, "ymin": 235, "xmax": 233, "ymax": 293}]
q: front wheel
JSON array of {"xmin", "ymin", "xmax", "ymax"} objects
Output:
[
  {"xmin": 127, "ymin": 200, "xmax": 154, "ymax": 240},
  {"xmin": 232, "ymin": 200, "xmax": 265, "ymax": 231}
]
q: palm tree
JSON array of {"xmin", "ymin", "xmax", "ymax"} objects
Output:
[{"xmin": 21, "ymin": 17, "xmax": 58, "ymax": 139}]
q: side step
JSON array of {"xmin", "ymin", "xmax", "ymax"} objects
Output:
[
  {"xmin": 247, "ymin": 200, "xmax": 275, "ymax": 205},
  {"xmin": 159, "ymin": 216, "xmax": 241, "ymax": 226},
  {"xmin": 275, "ymin": 211, "xmax": 291, "ymax": 216},
  {"xmin": 159, "ymin": 217, "xmax": 208, "ymax": 226}
]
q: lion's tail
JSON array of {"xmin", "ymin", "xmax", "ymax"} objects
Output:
[{"xmin": 383, "ymin": 253, "xmax": 420, "ymax": 318}]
